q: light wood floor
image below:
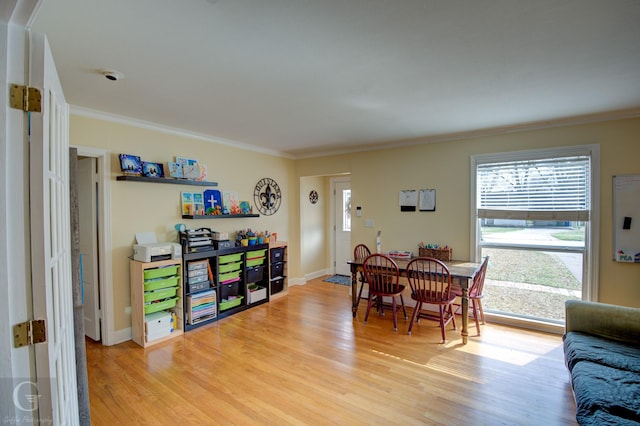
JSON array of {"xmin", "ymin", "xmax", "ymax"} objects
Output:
[{"xmin": 86, "ymin": 277, "xmax": 577, "ymax": 425}]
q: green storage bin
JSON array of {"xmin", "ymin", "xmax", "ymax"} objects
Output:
[
  {"xmin": 144, "ymin": 297, "xmax": 178, "ymax": 314},
  {"xmin": 219, "ymin": 296, "xmax": 243, "ymax": 311},
  {"xmin": 218, "ymin": 261, "xmax": 242, "ymax": 273},
  {"xmin": 219, "ymin": 270, "xmax": 241, "ymax": 282},
  {"xmin": 144, "ymin": 286, "xmax": 178, "ymax": 303},
  {"xmin": 143, "ymin": 275, "xmax": 179, "ymax": 291},
  {"xmin": 246, "ymin": 249, "xmax": 267, "ymax": 259},
  {"xmin": 143, "ymin": 265, "xmax": 179, "ymax": 280},
  {"xmin": 246, "ymin": 256, "xmax": 265, "ymax": 267},
  {"xmin": 219, "ymin": 253, "xmax": 243, "ymax": 264}
]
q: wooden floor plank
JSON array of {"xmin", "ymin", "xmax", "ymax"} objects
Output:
[{"xmin": 86, "ymin": 277, "xmax": 577, "ymax": 425}]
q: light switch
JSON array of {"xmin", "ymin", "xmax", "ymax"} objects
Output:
[{"xmin": 365, "ymin": 219, "xmax": 375, "ymax": 228}]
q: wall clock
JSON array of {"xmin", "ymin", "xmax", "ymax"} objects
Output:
[
  {"xmin": 253, "ymin": 177, "xmax": 282, "ymax": 215},
  {"xmin": 309, "ymin": 190, "xmax": 319, "ymax": 204}
]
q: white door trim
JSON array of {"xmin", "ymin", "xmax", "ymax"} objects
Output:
[{"xmin": 73, "ymin": 145, "xmax": 115, "ymax": 345}]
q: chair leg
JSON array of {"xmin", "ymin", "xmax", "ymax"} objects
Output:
[
  {"xmin": 364, "ymin": 294, "xmax": 374, "ymax": 324},
  {"xmin": 471, "ymin": 300, "xmax": 481, "ymax": 336},
  {"xmin": 449, "ymin": 304, "xmax": 457, "ymax": 330},
  {"xmin": 399, "ymin": 294, "xmax": 407, "ymax": 320},
  {"xmin": 391, "ymin": 297, "xmax": 398, "ymax": 332},
  {"xmin": 477, "ymin": 299, "xmax": 486, "ymax": 325},
  {"xmin": 438, "ymin": 306, "xmax": 446, "ymax": 342},
  {"xmin": 407, "ymin": 301, "xmax": 421, "ymax": 335}
]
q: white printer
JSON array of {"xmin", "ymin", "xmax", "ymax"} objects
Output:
[
  {"xmin": 133, "ymin": 242, "xmax": 181, "ymax": 263},
  {"xmin": 133, "ymin": 232, "xmax": 181, "ymax": 263}
]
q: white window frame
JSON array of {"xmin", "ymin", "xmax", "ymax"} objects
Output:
[{"xmin": 470, "ymin": 145, "xmax": 600, "ymax": 307}]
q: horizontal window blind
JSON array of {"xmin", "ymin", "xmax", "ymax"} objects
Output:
[{"xmin": 477, "ymin": 155, "xmax": 590, "ymax": 221}]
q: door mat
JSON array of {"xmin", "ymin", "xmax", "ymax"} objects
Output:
[{"xmin": 323, "ymin": 275, "xmax": 351, "ymax": 286}]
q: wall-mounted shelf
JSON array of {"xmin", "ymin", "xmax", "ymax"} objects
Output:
[
  {"xmin": 182, "ymin": 214, "xmax": 260, "ymax": 219},
  {"xmin": 117, "ymin": 175, "xmax": 218, "ymax": 186}
]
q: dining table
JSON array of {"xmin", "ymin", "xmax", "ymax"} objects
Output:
[{"xmin": 348, "ymin": 256, "xmax": 483, "ymax": 344}]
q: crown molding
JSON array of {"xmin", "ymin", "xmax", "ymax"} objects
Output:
[{"xmin": 69, "ymin": 105, "xmax": 295, "ymax": 159}]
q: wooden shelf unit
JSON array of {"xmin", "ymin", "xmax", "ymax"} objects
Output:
[{"xmin": 130, "ymin": 258, "xmax": 184, "ymax": 348}]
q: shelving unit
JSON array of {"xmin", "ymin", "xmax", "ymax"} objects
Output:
[
  {"xmin": 182, "ymin": 214, "xmax": 260, "ymax": 219},
  {"xmin": 269, "ymin": 242, "xmax": 288, "ymax": 298},
  {"xmin": 182, "ymin": 244, "xmax": 270, "ymax": 331},
  {"xmin": 117, "ymin": 175, "xmax": 218, "ymax": 186},
  {"xmin": 130, "ymin": 258, "xmax": 183, "ymax": 347}
]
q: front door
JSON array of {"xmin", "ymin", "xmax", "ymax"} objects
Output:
[
  {"xmin": 29, "ymin": 32, "xmax": 79, "ymax": 424},
  {"xmin": 334, "ymin": 179, "xmax": 351, "ymax": 276}
]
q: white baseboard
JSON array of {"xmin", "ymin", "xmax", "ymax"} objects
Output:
[{"xmin": 108, "ymin": 327, "xmax": 132, "ymax": 346}]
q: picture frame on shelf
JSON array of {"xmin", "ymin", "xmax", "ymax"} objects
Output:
[
  {"xmin": 142, "ymin": 161, "xmax": 164, "ymax": 178},
  {"xmin": 167, "ymin": 161, "xmax": 184, "ymax": 178},
  {"xmin": 119, "ymin": 154, "xmax": 142, "ymax": 175},
  {"xmin": 181, "ymin": 192, "xmax": 194, "ymax": 215}
]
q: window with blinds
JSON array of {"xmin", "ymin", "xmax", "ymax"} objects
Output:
[{"xmin": 477, "ymin": 155, "xmax": 591, "ymax": 222}]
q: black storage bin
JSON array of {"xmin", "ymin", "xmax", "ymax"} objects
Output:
[
  {"xmin": 270, "ymin": 247, "xmax": 285, "ymax": 263},
  {"xmin": 271, "ymin": 278, "xmax": 284, "ymax": 294},
  {"xmin": 246, "ymin": 265, "xmax": 264, "ymax": 283},
  {"xmin": 270, "ymin": 262, "xmax": 284, "ymax": 278},
  {"xmin": 220, "ymin": 281, "xmax": 240, "ymax": 299}
]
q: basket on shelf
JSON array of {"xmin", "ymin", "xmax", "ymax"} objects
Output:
[{"xmin": 418, "ymin": 247, "xmax": 452, "ymax": 262}]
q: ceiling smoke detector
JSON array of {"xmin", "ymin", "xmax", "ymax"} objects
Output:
[{"xmin": 101, "ymin": 70, "xmax": 123, "ymax": 81}]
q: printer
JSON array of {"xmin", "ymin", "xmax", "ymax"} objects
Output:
[{"xmin": 133, "ymin": 242, "xmax": 182, "ymax": 263}]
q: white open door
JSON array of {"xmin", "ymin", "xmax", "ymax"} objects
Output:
[
  {"xmin": 29, "ymin": 31, "xmax": 79, "ymax": 424},
  {"xmin": 333, "ymin": 179, "xmax": 352, "ymax": 276}
]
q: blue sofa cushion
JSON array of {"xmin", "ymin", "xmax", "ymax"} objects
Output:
[
  {"xmin": 571, "ymin": 361, "xmax": 640, "ymax": 425},
  {"xmin": 564, "ymin": 331, "xmax": 640, "ymax": 374}
]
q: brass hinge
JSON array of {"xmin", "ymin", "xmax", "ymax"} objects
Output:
[
  {"xmin": 9, "ymin": 84, "xmax": 42, "ymax": 112},
  {"xmin": 13, "ymin": 319, "xmax": 47, "ymax": 348}
]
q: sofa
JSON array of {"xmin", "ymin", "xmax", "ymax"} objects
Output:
[{"xmin": 563, "ymin": 300, "xmax": 640, "ymax": 425}]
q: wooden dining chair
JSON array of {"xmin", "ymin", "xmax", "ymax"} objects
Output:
[
  {"xmin": 452, "ymin": 256, "xmax": 489, "ymax": 335},
  {"xmin": 406, "ymin": 257, "xmax": 457, "ymax": 342},
  {"xmin": 354, "ymin": 243, "xmax": 372, "ymax": 308},
  {"xmin": 362, "ymin": 253, "xmax": 407, "ymax": 332}
]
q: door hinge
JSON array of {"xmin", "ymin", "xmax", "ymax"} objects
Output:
[
  {"xmin": 13, "ymin": 319, "xmax": 47, "ymax": 348},
  {"xmin": 9, "ymin": 84, "xmax": 42, "ymax": 112}
]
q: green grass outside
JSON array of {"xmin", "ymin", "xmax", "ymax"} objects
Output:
[
  {"xmin": 551, "ymin": 228, "xmax": 585, "ymax": 241},
  {"xmin": 481, "ymin": 227, "xmax": 523, "ymax": 234},
  {"xmin": 482, "ymin": 248, "xmax": 581, "ymax": 290}
]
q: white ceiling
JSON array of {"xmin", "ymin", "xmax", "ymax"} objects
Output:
[{"xmin": 30, "ymin": 0, "xmax": 640, "ymax": 158}]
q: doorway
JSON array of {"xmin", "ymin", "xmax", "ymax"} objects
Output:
[
  {"xmin": 77, "ymin": 156, "xmax": 100, "ymax": 340},
  {"xmin": 332, "ymin": 178, "xmax": 351, "ymax": 276},
  {"xmin": 74, "ymin": 146, "xmax": 114, "ymax": 345}
]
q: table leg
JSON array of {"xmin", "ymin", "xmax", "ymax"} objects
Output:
[
  {"xmin": 351, "ymin": 268, "xmax": 358, "ymax": 318},
  {"xmin": 461, "ymin": 287, "xmax": 469, "ymax": 344}
]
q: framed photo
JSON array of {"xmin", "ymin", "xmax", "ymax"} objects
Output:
[
  {"xmin": 141, "ymin": 161, "xmax": 164, "ymax": 178},
  {"xmin": 119, "ymin": 154, "xmax": 142, "ymax": 175},
  {"xmin": 176, "ymin": 156, "xmax": 198, "ymax": 166},
  {"xmin": 167, "ymin": 161, "xmax": 183, "ymax": 178},
  {"xmin": 181, "ymin": 192, "xmax": 194, "ymax": 215}
]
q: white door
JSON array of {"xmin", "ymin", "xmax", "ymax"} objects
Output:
[
  {"xmin": 78, "ymin": 157, "xmax": 101, "ymax": 340},
  {"xmin": 29, "ymin": 32, "xmax": 79, "ymax": 424},
  {"xmin": 334, "ymin": 180, "xmax": 352, "ymax": 276}
]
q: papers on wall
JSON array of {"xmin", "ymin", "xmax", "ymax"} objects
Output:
[
  {"xmin": 419, "ymin": 189, "xmax": 436, "ymax": 211},
  {"xmin": 399, "ymin": 190, "xmax": 417, "ymax": 212}
]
